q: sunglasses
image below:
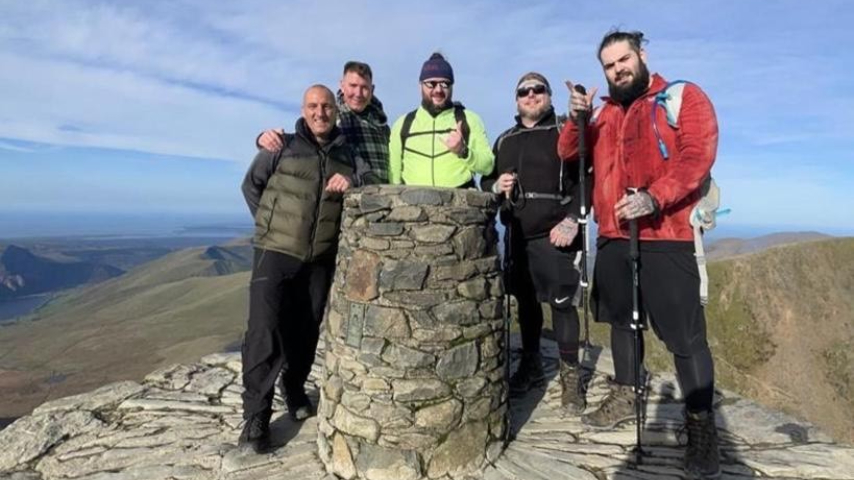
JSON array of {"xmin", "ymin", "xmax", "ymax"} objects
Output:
[
  {"xmin": 516, "ymin": 84, "xmax": 548, "ymax": 97},
  {"xmin": 422, "ymin": 80, "xmax": 452, "ymax": 90}
]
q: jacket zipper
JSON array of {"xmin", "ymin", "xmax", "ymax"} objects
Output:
[
  {"xmin": 307, "ymin": 149, "xmax": 328, "ymax": 260},
  {"xmin": 259, "ymin": 196, "xmax": 278, "ymax": 239},
  {"xmin": 431, "ymin": 114, "xmax": 436, "ymax": 186}
]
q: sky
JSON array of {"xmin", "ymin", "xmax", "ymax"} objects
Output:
[{"xmin": 1, "ymin": 0, "xmax": 853, "ymax": 236}]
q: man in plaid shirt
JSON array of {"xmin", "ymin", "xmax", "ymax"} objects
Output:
[{"xmin": 257, "ymin": 61, "xmax": 389, "ymax": 184}]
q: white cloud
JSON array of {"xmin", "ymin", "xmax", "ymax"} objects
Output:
[
  {"xmin": 0, "ymin": 52, "xmax": 291, "ymax": 162},
  {"xmin": 1, "ymin": 0, "xmax": 853, "ymax": 231}
]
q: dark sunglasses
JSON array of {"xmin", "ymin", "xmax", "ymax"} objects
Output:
[
  {"xmin": 422, "ymin": 80, "xmax": 452, "ymax": 90},
  {"xmin": 516, "ymin": 84, "xmax": 548, "ymax": 97}
]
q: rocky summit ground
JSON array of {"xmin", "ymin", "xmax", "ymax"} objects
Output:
[{"xmin": 1, "ymin": 337, "xmax": 853, "ymax": 480}]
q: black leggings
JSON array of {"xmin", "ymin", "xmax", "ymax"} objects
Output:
[
  {"xmin": 553, "ymin": 304, "xmax": 580, "ymax": 364},
  {"xmin": 611, "ymin": 326, "xmax": 715, "ymax": 412}
]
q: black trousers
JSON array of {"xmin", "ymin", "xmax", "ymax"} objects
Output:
[
  {"xmin": 592, "ymin": 238, "xmax": 715, "ymax": 412},
  {"xmin": 241, "ymin": 248, "xmax": 334, "ymax": 420}
]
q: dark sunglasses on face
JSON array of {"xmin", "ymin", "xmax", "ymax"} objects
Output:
[
  {"xmin": 422, "ymin": 80, "xmax": 452, "ymax": 90},
  {"xmin": 516, "ymin": 84, "xmax": 548, "ymax": 97}
]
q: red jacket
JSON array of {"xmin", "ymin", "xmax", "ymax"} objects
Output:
[{"xmin": 558, "ymin": 74, "xmax": 718, "ymax": 242}]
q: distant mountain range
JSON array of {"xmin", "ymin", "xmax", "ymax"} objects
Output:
[
  {"xmin": 0, "ymin": 237, "xmax": 254, "ymax": 302},
  {"xmin": 0, "ymin": 240, "xmax": 253, "ymax": 421},
  {"xmin": 0, "ymin": 245, "xmax": 124, "ymax": 299},
  {"xmin": 706, "ymin": 231, "xmax": 832, "ymax": 260}
]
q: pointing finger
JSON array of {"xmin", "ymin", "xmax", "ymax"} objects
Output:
[{"xmin": 564, "ymin": 80, "xmax": 574, "ymax": 92}]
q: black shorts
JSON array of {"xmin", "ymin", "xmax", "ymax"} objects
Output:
[
  {"xmin": 591, "ymin": 238, "xmax": 708, "ymax": 356},
  {"xmin": 511, "ymin": 236, "xmax": 580, "ymax": 307}
]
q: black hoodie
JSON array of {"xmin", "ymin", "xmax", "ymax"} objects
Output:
[{"xmin": 482, "ymin": 108, "xmax": 587, "ymax": 246}]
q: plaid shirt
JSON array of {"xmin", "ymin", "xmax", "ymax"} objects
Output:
[{"xmin": 336, "ymin": 91, "xmax": 390, "ymax": 184}]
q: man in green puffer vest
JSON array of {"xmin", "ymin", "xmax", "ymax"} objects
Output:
[
  {"xmin": 238, "ymin": 84, "xmax": 369, "ymax": 454},
  {"xmin": 389, "ymin": 52, "xmax": 494, "ymax": 188}
]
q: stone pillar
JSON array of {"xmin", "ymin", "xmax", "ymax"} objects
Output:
[{"xmin": 317, "ymin": 185, "xmax": 506, "ymax": 480}]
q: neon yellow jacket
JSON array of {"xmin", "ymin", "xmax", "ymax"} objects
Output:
[{"xmin": 388, "ymin": 105, "xmax": 494, "ymax": 187}]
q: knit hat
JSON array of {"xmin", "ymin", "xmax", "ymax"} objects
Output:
[
  {"xmin": 420, "ymin": 53, "xmax": 454, "ymax": 83},
  {"xmin": 516, "ymin": 71, "xmax": 552, "ymax": 94}
]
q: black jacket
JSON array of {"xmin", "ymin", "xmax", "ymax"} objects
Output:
[{"xmin": 481, "ymin": 108, "xmax": 588, "ymax": 246}]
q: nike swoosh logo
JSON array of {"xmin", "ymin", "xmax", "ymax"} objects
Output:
[{"xmin": 554, "ymin": 296, "xmax": 570, "ymax": 304}]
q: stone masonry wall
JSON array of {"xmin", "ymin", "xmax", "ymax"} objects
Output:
[{"xmin": 317, "ymin": 185, "xmax": 506, "ymax": 480}]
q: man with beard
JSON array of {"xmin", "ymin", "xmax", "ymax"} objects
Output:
[
  {"xmin": 558, "ymin": 30, "xmax": 720, "ymax": 479},
  {"xmin": 481, "ymin": 72, "xmax": 587, "ymax": 413},
  {"xmin": 388, "ymin": 52, "xmax": 493, "ymax": 188},
  {"xmin": 257, "ymin": 61, "xmax": 389, "ymax": 184},
  {"xmin": 239, "ymin": 85, "xmax": 369, "ymax": 454}
]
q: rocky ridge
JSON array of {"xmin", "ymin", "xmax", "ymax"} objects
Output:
[{"xmin": 1, "ymin": 338, "xmax": 853, "ymax": 480}]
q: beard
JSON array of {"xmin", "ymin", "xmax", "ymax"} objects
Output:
[
  {"xmin": 421, "ymin": 92, "xmax": 453, "ymax": 116},
  {"xmin": 608, "ymin": 61, "xmax": 650, "ymax": 107},
  {"xmin": 519, "ymin": 103, "xmax": 551, "ymax": 124}
]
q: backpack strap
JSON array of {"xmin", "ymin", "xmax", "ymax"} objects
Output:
[
  {"xmin": 399, "ymin": 105, "xmax": 472, "ymax": 160},
  {"xmin": 652, "ymin": 80, "xmax": 691, "ymax": 160},
  {"xmin": 398, "ymin": 109, "xmax": 419, "ymax": 160},
  {"xmin": 453, "ymin": 104, "xmax": 471, "ymax": 145},
  {"xmin": 689, "ymin": 165, "xmax": 722, "ymax": 306}
]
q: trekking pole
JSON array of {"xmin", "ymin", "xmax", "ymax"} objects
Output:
[
  {"xmin": 502, "ymin": 230, "xmax": 511, "ymax": 448},
  {"xmin": 573, "ymin": 85, "xmax": 592, "ymax": 359},
  {"xmin": 501, "ymin": 183, "xmax": 516, "ymax": 449},
  {"xmin": 628, "ymin": 190, "xmax": 645, "ymax": 465}
]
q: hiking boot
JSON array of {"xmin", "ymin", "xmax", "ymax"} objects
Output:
[
  {"xmin": 509, "ymin": 351, "xmax": 546, "ymax": 394},
  {"xmin": 286, "ymin": 387, "xmax": 314, "ymax": 422},
  {"xmin": 238, "ymin": 414, "xmax": 271, "ymax": 454},
  {"xmin": 581, "ymin": 381, "xmax": 636, "ymax": 429},
  {"xmin": 684, "ymin": 409, "xmax": 721, "ymax": 479},
  {"xmin": 559, "ymin": 361, "xmax": 586, "ymax": 414}
]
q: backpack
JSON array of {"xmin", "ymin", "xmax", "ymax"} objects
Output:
[
  {"xmin": 399, "ymin": 103, "xmax": 470, "ymax": 159},
  {"xmin": 653, "ymin": 80, "xmax": 728, "ymax": 305}
]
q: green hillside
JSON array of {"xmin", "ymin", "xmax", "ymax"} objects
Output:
[{"xmin": 0, "ymin": 245, "xmax": 251, "ymax": 419}]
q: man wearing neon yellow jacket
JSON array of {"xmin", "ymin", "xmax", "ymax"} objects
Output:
[{"xmin": 389, "ymin": 52, "xmax": 494, "ymax": 188}]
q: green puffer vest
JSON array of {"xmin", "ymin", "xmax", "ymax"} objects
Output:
[{"xmin": 253, "ymin": 127, "xmax": 355, "ymax": 261}]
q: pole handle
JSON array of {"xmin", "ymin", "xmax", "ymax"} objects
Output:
[{"xmin": 574, "ymin": 84, "xmax": 588, "ymax": 126}]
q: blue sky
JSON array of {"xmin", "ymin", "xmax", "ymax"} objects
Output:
[{"xmin": 1, "ymin": 0, "xmax": 853, "ymax": 235}]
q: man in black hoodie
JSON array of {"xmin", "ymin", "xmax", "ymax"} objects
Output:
[{"xmin": 481, "ymin": 72, "xmax": 587, "ymax": 413}]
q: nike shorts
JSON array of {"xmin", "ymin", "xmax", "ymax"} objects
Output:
[
  {"xmin": 520, "ymin": 236, "xmax": 581, "ymax": 308},
  {"xmin": 591, "ymin": 238, "xmax": 708, "ymax": 356}
]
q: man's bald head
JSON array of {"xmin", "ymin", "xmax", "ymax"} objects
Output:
[
  {"xmin": 302, "ymin": 84, "xmax": 338, "ymax": 142},
  {"xmin": 303, "ymin": 84, "xmax": 335, "ymax": 105}
]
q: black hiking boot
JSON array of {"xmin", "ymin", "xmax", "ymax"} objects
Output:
[
  {"xmin": 509, "ymin": 351, "xmax": 546, "ymax": 394},
  {"xmin": 581, "ymin": 381, "xmax": 636, "ymax": 429},
  {"xmin": 684, "ymin": 409, "xmax": 721, "ymax": 479},
  {"xmin": 559, "ymin": 360, "xmax": 586, "ymax": 414},
  {"xmin": 285, "ymin": 386, "xmax": 314, "ymax": 422},
  {"xmin": 238, "ymin": 413, "xmax": 272, "ymax": 454}
]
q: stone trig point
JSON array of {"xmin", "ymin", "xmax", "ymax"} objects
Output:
[{"xmin": 318, "ymin": 186, "xmax": 505, "ymax": 479}]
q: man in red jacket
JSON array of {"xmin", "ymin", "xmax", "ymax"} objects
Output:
[{"xmin": 558, "ymin": 30, "xmax": 720, "ymax": 479}]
